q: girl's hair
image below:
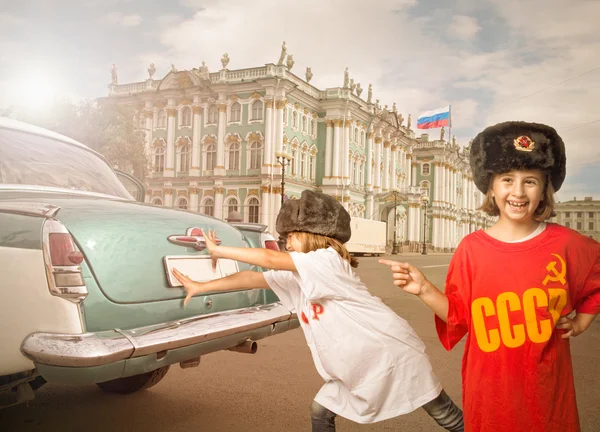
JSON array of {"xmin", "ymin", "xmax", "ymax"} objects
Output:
[
  {"xmin": 292, "ymin": 231, "xmax": 359, "ymax": 268},
  {"xmin": 478, "ymin": 173, "xmax": 556, "ymax": 221}
]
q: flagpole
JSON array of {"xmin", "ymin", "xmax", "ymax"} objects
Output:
[{"xmin": 448, "ymin": 104, "xmax": 452, "ymax": 144}]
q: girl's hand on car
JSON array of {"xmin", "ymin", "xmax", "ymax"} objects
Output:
[{"xmin": 172, "ymin": 268, "xmax": 207, "ymax": 307}]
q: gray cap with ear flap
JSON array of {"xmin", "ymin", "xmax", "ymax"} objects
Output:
[{"xmin": 276, "ymin": 189, "xmax": 352, "ymax": 244}]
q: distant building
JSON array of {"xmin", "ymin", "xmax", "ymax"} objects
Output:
[
  {"xmin": 550, "ymin": 197, "xmax": 600, "ymax": 241},
  {"xmin": 104, "ymin": 51, "xmax": 493, "ymax": 252}
]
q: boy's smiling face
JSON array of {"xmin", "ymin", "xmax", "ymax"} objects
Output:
[{"xmin": 491, "ymin": 169, "xmax": 545, "ymax": 223}]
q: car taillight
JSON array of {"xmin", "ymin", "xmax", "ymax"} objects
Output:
[
  {"xmin": 264, "ymin": 240, "xmax": 280, "ymax": 251},
  {"xmin": 49, "ymin": 233, "xmax": 84, "ymax": 265},
  {"xmin": 42, "ymin": 220, "xmax": 88, "ymax": 302}
]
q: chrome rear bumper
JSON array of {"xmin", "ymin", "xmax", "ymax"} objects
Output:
[{"xmin": 21, "ymin": 303, "xmax": 294, "ymax": 368}]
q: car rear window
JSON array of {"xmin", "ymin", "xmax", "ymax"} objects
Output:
[{"xmin": 0, "ymin": 128, "xmax": 131, "ymax": 199}]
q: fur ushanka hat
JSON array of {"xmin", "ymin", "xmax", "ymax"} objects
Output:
[
  {"xmin": 470, "ymin": 121, "xmax": 566, "ymax": 193},
  {"xmin": 276, "ymin": 189, "xmax": 352, "ymax": 244}
]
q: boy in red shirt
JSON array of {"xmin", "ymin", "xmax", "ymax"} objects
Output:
[{"xmin": 382, "ymin": 121, "xmax": 600, "ymax": 431}]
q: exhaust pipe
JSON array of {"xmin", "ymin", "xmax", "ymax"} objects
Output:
[{"xmin": 227, "ymin": 340, "xmax": 257, "ymax": 354}]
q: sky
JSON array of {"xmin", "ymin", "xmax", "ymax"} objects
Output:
[{"xmin": 1, "ymin": 0, "xmax": 598, "ymax": 202}]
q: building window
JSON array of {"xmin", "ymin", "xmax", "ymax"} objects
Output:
[
  {"xmin": 422, "ymin": 163, "xmax": 430, "ymax": 176},
  {"xmin": 589, "ymin": 222, "xmax": 594, "ymax": 230},
  {"xmin": 204, "ymin": 144, "xmax": 216, "ymax": 170},
  {"xmin": 249, "ymin": 141, "xmax": 262, "ymax": 170},
  {"xmin": 153, "ymin": 145, "xmax": 165, "ymax": 173},
  {"xmin": 248, "ymin": 197, "xmax": 260, "ymax": 223},
  {"xmin": 177, "ymin": 143, "xmax": 191, "ymax": 172},
  {"xmin": 180, "ymin": 107, "xmax": 192, "ymax": 127},
  {"xmin": 577, "ymin": 212, "xmax": 583, "ymax": 218},
  {"xmin": 203, "ymin": 198, "xmax": 214, "ymax": 216},
  {"xmin": 300, "ymin": 150, "xmax": 307, "ymax": 177},
  {"xmin": 157, "ymin": 110, "xmax": 167, "ymax": 128},
  {"xmin": 354, "ymin": 128, "xmax": 358, "ymax": 144},
  {"xmin": 251, "ymin": 100, "xmax": 263, "ymax": 120},
  {"xmin": 311, "ymin": 119, "xmax": 316, "ymax": 135},
  {"xmin": 302, "ymin": 116, "xmax": 308, "ymax": 134},
  {"xmin": 227, "ymin": 142, "xmax": 240, "ymax": 170},
  {"xmin": 176, "ymin": 198, "xmax": 188, "ymax": 210},
  {"xmin": 230, "ymin": 102, "xmax": 241, "ymax": 122},
  {"xmin": 208, "ymin": 105, "xmax": 218, "ymax": 124},
  {"xmin": 291, "ymin": 149, "xmax": 297, "ymax": 175},
  {"xmin": 226, "ymin": 198, "xmax": 239, "ymax": 215},
  {"xmin": 309, "ymin": 155, "xmax": 315, "ymax": 181},
  {"xmin": 589, "ymin": 212, "xmax": 594, "ymax": 218},
  {"xmin": 566, "ymin": 222, "xmax": 571, "ymax": 228},
  {"xmin": 577, "ymin": 222, "xmax": 582, "ymax": 230},
  {"xmin": 283, "ymin": 106, "xmax": 288, "ymax": 125},
  {"xmin": 565, "ymin": 212, "xmax": 571, "ymax": 217},
  {"xmin": 152, "ymin": 197, "xmax": 163, "ymax": 206},
  {"xmin": 292, "ymin": 111, "xmax": 298, "ymax": 129}
]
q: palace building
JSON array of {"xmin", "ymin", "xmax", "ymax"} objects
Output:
[{"xmin": 104, "ymin": 48, "xmax": 494, "ymax": 252}]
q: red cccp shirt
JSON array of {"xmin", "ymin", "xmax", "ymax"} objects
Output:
[{"xmin": 436, "ymin": 223, "xmax": 600, "ymax": 432}]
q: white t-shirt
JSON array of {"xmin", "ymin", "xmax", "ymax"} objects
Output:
[{"xmin": 263, "ymin": 247, "xmax": 442, "ymax": 424}]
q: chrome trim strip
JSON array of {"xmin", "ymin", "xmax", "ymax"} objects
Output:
[
  {"xmin": 21, "ymin": 303, "xmax": 293, "ymax": 367},
  {"xmin": 0, "ymin": 185, "xmax": 132, "ymax": 201},
  {"xmin": 0, "ymin": 202, "xmax": 61, "ymax": 218}
]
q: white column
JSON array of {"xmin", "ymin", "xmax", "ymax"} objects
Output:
[
  {"xmin": 165, "ymin": 106, "xmax": 176, "ymax": 178},
  {"xmin": 383, "ymin": 141, "xmax": 390, "ymax": 191},
  {"xmin": 332, "ymin": 120, "xmax": 341, "ymax": 178},
  {"xmin": 189, "ymin": 187, "xmax": 199, "ymax": 212},
  {"xmin": 432, "ymin": 216, "xmax": 438, "ymax": 249},
  {"xmin": 274, "ymin": 99, "xmax": 285, "ymax": 153},
  {"xmin": 366, "ymin": 192, "xmax": 374, "ymax": 220},
  {"xmin": 411, "ymin": 160, "xmax": 417, "ymax": 187},
  {"xmin": 215, "ymin": 103, "xmax": 226, "ymax": 175},
  {"xmin": 434, "ymin": 163, "xmax": 441, "ymax": 203},
  {"xmin": 374, "ymin": 137, "xmax": 382, "ymax": 193},
  {"xmin": 263, "ymin": 100, "xmax": 273, "ymax": 173},
  {"xmin": 342, "ymin": 122, "xmax": 350, "ymax": 182},
  {"xmin": 366, "ymin": 132, "xmax": 373, "ymax": 190},
  {"xmin": 272, "ymin": 188, "xmax": 282, "ymax": 236},
  {"xmin": 325, "ymin": 120, "xmax": 333, "ymax": 177},
  {"xmin": 214, "ymin": 186, "xmax": 224, "ymax": 220},
  {"xmin": 391, "ymin": 146, "xmax": 398, "ymax": 190},
  {"xmin": 190, "ymin": 106, "xmax": 202, "ymax": 177},
  {"xmin": 260, "ymin": 185, "xmax": 270, "ymax": 226},
  {"xmin": 164, "ymin": 186, "xmax": 173, "ymax": 207}
]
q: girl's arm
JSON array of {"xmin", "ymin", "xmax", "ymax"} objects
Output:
[
  {"xmin": 380, "ymin": 260, "xmax": 450, "ymax": 322},
  {"xmin": 173, "ymin": 269, "xmax": 269, "ymax": 306},
  {"xmin": 214, "ymin": 245, "xmax": 296, "ymax": 272},
  {"xmin": 204, "ymin": 229, "xmax": 296, "ymax": 272}
]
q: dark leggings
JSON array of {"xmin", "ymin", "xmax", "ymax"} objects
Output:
[{"xmin": 310, "ymin": 389, "xmax": 464, "ymax": 432}]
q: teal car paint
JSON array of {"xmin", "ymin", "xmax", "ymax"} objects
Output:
[{"xmin": 0, "ymin": 117, "xmax": 298, "ymax": 407}]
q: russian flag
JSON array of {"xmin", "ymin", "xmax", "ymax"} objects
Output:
[{"xmin": 417, "ymin": 106, "xmax": 451, "ymax": 129}]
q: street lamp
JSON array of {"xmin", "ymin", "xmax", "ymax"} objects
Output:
[
  {"xmin": 392, "ymin": 191, "xmax": 400, "ymax": 255},
  {"xmin": 421, "ymin": 196, "xmax": 429, "ymax": 255},
  {"xmin": 275, "ymin": 150, "xmax": 292, "ymax": 250}
]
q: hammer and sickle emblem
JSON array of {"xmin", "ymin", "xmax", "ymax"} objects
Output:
[{"xmin": 542, "ymin": 253, "xmax": 567, "ymax": 286}]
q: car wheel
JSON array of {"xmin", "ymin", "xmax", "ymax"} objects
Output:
[{"xmin": 96, "ymin": 366, "xmax": 170, "ymax": 394}]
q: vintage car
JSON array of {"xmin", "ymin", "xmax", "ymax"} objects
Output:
[{"xmin": 0, "ymin": 117, "xmax": 298, "ymax": 408}]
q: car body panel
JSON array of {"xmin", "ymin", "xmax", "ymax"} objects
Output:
[{"xmin": 0, "ymin": 244, "xmax": 83, "ymax": 375}]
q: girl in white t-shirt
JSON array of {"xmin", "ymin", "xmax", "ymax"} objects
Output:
[{"xmin": 173, "ymin": 189, "xmax": 463, "ymax": 432}]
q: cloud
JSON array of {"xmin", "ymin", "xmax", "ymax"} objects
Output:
[
  {"xmin": 106, "ymin": 12, "xmax": 142, "ymax": 27},
  {"xmin": 448, "ymin": 15, "xmax": 481, "ymax": 40},
  {"xmin": 0, "ymin": 13, "xmax": 24, "ymax": 27}
]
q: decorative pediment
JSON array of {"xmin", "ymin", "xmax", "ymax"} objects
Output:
[
  {"xmin": 157, "ymin": 71, "xmax": 202, "ymax": 91},
  {"xmin": 246, "ymin": 131, "xmax": 264, "ymax": 142}
]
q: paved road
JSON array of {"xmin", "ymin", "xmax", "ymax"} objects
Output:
[{"xmin": 2, "ymin": 254, "xmax": 599, "ymax": 431}]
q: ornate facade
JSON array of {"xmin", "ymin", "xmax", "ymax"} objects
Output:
[
  {"xmin": 550, "ymin": 197, "xmax": 600, "ymax": 241},
  {"xmin": 105, "ymin": 51, "xmax": 494, "ymax": 252}
]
